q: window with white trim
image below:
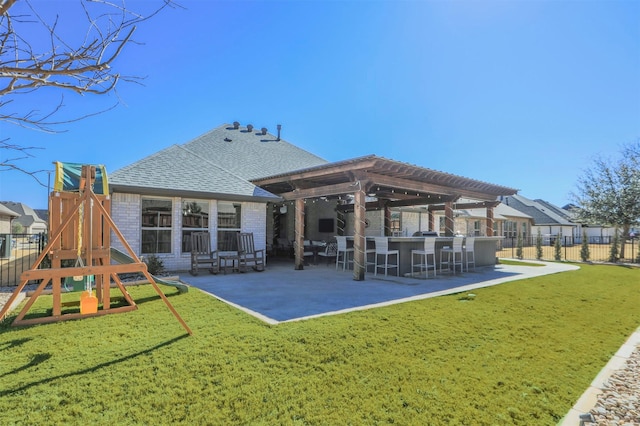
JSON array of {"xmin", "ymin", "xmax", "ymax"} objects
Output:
[
  {"xmin": 141, "ymin": 198, "xmax": 172, "ymax": 254},
  {"xmin": 181, "ymin": 200, "xmax": 209, "ymax": 253},
  {"xmin": 217, "ymin": 201, "xmax": 241, "ymax": 251}
]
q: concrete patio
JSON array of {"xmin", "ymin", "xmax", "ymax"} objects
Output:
[{"xmin": 181, "ymin": 259, "xmax": 579, "ymax": 324}]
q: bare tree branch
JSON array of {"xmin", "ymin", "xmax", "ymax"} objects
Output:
[{"xmin": 0, "ymin": 0, "xmax": 179, "ymax": 172}]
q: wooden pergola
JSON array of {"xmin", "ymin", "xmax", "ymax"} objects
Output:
[{"xmin": 252, "ymin": 155, "xmax": 517, "ymax": 281}]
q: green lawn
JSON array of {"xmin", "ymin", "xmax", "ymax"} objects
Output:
[{"xmin": 1, "ymin": 264, "xmax": 638, "ymax": 425}]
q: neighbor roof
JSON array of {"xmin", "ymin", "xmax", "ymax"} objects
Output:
[
  {"xmin": 110, "ymin": 123, "xmax": 328, "ymax": 201},
  {"xmin": 0, "ymin": 202, "xmax": 46, "ymax": 227},
  {"xmin": 500, "ymin": 194, "xmax": 575, "ymax": 226},
  {"xmin": 0, "ymin": 203, "xmax": 20, "ymax": 218}
]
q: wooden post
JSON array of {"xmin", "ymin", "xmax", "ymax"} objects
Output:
[
  {"xmin": 428, "ymin": 209, "xmax": 435, "ymax": 233},
  {"xmin": 294, "ymin": 198, "xmax": 305, "ymax": 270},
  {"xmin": 353, "ymin": 187, "xmax": 366, "ymax": 281},
  {"xmin": 384, "ymin": 205, "xmax": 391, "ymax": 236},
  {"xmin": 486, "ymin": 207, "xmax": 494, "ymax": 237},
  {"xmin": 444, "ymin": 202, "xmax": 454, "ymax": 236}
]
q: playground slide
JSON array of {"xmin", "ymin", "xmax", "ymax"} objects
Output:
[{"xmin": 109, "ymin": 247, "xmax": 189, "ymax": 294}]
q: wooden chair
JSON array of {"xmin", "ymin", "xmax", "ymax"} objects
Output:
[
  {"xmin": 189, "ymin": 232, "xmax": 219, "ymax": 276},
  {"xmin": 237, "ymin": 232, "xmax": 265, "ymax": 272}
]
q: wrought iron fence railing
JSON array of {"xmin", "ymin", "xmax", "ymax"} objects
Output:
[
  {"xmin": 496, "ymin": 235, "xmax": 638, "ymax": 263},
  {"xmin": 0, "ymin": 233, "xmax": 47, "ymax": 286}
]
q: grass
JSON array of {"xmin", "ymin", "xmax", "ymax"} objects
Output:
[{"xmin": 1, "ymin": 264, "xmax": 639, "ymax": 425}]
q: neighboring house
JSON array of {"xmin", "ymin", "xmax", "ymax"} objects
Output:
[
  {"xmin": 34, "ymin": 209, "xmax": 49, "ymax": 226},
  {"xmin": 499, "ymin": 194, "xmax": 578, "ymax": 243},
  {"xmin": 456, "ymin": 202, "xmax": 534, "ymax": 239},
  {"xmin": 0, "ymin": 203, "xmax": 20, "ymax": 234},
  {"xmin": 109, "ymin": 122, "xmax": 327, "ymax": 271},
  {"xmin": 0, "ymin": 201, "xmax": 48, "ymax": 234}
]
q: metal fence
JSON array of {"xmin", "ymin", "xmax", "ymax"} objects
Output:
[
  {"xmin": 0, "ymin": 233, "xmax": 47, "ymax": 287},
  {"xmin": 497, "ymin": 235, "xmax": 639, "ymax": 263}
]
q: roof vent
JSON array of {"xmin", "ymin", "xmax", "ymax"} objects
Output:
[
  {"xmin": 233, "ymin": 121, "xmax": 240, "ymax": 129},
  {"xmin": 276, "ymin": 124, "xmax": 282, "ymax": 141},
  {"xmin": 260, "ymin": 127, "xmax": 267, "ymax": 136},
  {"xmin": 246, "ymin": 124, "xmax": 254, "ymax": 133},
  {"xmin": 224, "ymin": 137, "xmax": 232, "ymax": 142}
]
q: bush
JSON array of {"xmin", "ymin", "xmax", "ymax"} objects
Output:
[
  {"xmin": 554, "ymin": 234, "xmax": 562, "ymax": 261},
  {"xmin": 143, "ymin": 254, "xmax": 165, "ymax": 275},
  {"xmin": 580, "ymin": 230, "xmax": 590, "ymax": 262},
  {"xmin": 516, "ymin": 233, "xmax": 524, "ymax": 260},
  {"xmin": 535, "ymin": 229, "xmax": 543, "ymax": 260}
]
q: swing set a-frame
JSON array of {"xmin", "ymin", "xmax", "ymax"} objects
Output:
[{"xmin": 0, "ymin": 163, "xmax": 192, "ymax": 335}]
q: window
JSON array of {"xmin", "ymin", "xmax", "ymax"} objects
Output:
[
  {"xmin": 141, "ymin": 198, "xmax": 172, "ymax": 254},
  {"xmin": 181, "ymin": 200, "xmax": 209, "ymax": 253},
  {"xmin": 390, "ymin": 211, "xmax": 401, "ymax": 234},
  {"xmin": 504, "ymin": 221, "xmax": 517, "ymax": 238},
  {"xmin": 439, "ymin": 216, "xmax": 446, "ymax": 235},
  {"xmin": 217, "ymin": 202, "xmax": 241, "ymax": 251},
  {"xmin": 521, "ymin": 222, "xmax": 528, "ymax": 239},
  {"xmin": 474, "ymin": 220, "xmax": 482, "ymax": 236}
]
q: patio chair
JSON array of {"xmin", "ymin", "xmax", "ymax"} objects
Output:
[
  {"xmin": 440, "ymin": 237, "xmax": 464, "ymax": 274},
  {"xmin": 335, "ymin": 236, "xmax": 354, "ymax": 270},
  {"xmin": 189, "ymin": 231, "xmax": 219, "ymax": 276},
  {"xmin": 464, "ymin": 237, "xmax": 476, "ymax": 272},
  {"xmin": 318, "ymin": 241, "xmax": 338, "ymax": 265},
  {"xmin": 411, "ymin": 237, "xmax": 437, "ymax": 278},
  {"xmin": 237, "ymin": 232, "xmax": 265, "ymax": 272},
  {"xmin": 374, "ymin": 237, "xmax": 399, "ymax": 276}
]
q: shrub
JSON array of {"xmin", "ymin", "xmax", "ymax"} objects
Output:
[
  {"xmin": 143, "ymin": 254, "xmax": 165, "ymax": 275},
  {"xmin": 553, "ymin": 235, "xmax": 562, "ymax": 260},
  {"xmin": 554, "ymin": 234, "xmax": 562, "ymax": 261},
  {"xmin": 516, "ymin": 233, "xmax": 524, "ymax": 260},
  {"xmin": 580, "ymin": 230, "xmax": 590, "ymax": 262},
  {"xmin": 535, "ymin": 229, "xmax": 543, "ymax": 260}
]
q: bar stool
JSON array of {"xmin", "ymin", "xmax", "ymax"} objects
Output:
[
  {"xmin": 374, "ymin": 237, "xmax": 399, "ymax": 276},
  {"xmin": 464, "ymin": 237, "xmax": 476, "ymax": 272},
  {"xmin": 411, "ymin": 237, "xmax": 437, "ymax": 278},
  {"xmin": 335, "ymin": 236, "xmax": 354, "ymax": 270},
  {"xmin": 440, "ymin": 237, "xmax": 464, "ymax": 274}
]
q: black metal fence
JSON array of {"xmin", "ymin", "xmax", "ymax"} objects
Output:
[
  {"xmin": 497, "ymin": 235, "xmax": 639, "ymax": 263},
  {"xmin": 0, "ymin": 233, "xmax": 47, "ymax": 286}
]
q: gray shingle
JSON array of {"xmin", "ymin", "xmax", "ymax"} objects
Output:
[{"xmin": 110, "ymin": 124, "xmax": 327, "ymax": 198}]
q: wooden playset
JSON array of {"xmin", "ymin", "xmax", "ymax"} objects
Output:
[{"xmin": 0, "ymin": 163, "xmax": 192, "ymax": 335}]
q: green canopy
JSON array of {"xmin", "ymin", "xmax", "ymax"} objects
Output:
[{"xmin": 53, "ymin": 162, "xmax": 109, "ymax": 194}]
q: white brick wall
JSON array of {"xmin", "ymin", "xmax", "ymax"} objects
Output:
[{"xmin": 111, "ymin": 192, "xmax": 267, "ymax": 272}]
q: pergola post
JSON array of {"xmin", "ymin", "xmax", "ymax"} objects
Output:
[
  {"xmin": 444, "ymin": 201, "xmax": 454, "ymax": 236},
  {"xmin": 486, "ymin": 206, "xmax": 494, "ymax": 236},
  {"xmin": 428, "ymin": 209, "xmax": 435, "ymax": 233},
  {"xmin": 294, "ymin": 198, "xmax": 305, "ymax": 270},
  {"xmin": 352, "ymin": 187, "xmax": 366, "ymax": 281}
]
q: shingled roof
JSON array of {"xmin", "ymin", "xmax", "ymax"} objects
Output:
[
  {"xmin": 500, "ymin": 194, "xmax": 574, "ymax": 226},
  {"xmin": 110, "ymin": 123, "xmax": 328, "ymax": 201}
]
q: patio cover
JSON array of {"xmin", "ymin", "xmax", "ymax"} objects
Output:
[{"xmin": 252, "ymin": 155, "xmax": 518, "ymax": 280}]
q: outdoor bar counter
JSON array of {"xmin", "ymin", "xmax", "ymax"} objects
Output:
[{"xmin": 355, "ymin": 236, "xmax": 503, "ymax": 277}]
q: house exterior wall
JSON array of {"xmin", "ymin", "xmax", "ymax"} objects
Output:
[
  {"xmin": 0, "ymin": 216, "xmax": 12, "ymax": 234},
  {"xmin": 344, "ymin": 210, "xmax": 384, "ymax": 237},
  {"xmin": 111, "ymin": 192, "xmax": 267, "ymax": 272}
]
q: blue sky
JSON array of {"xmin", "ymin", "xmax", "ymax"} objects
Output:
[{"xmin": 1, "ymin": 0, "xmax": 638, "ymax": 210}]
